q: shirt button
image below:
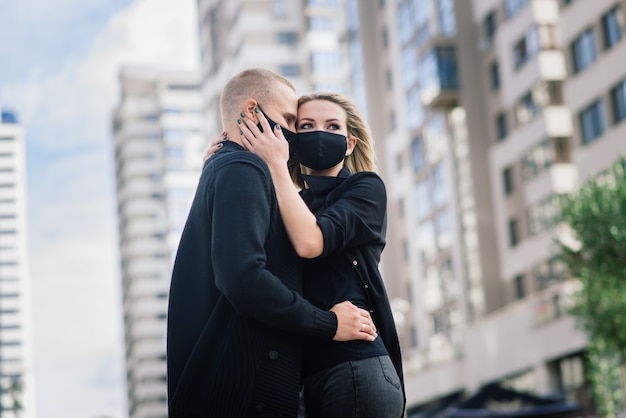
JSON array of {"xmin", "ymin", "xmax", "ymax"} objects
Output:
[
  {"xmin": 370, "ymin": 310, "xmax": 374, "ymax": 313},
  {"xmin": 256, "ymin": 403, "xmax": 265, "ymax": 413},
  {"xmin": 269, "ymin": 350, "xmax": 279, "ymax": 360},
  {"xmin": 364, "ymin": 284, "xmax": 369, "ymax": 289},
  {"xmin": 352, "ymin": 260, "xmax": 358, "ymax": 266}
]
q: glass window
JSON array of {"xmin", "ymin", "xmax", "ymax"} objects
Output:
[
  {"xmin": 398, "ymin": 2, "xmax": 413, "ymax": 44},
  {"xmin": 414, "ymin": 178, "xmax": 431, "ymax": 219},
  {"xmin": 579, "ymin": 99, "xmax": 606, "ymax": 144},
  {"xmin": 276, "ymin": 31, "xmax": 298, "ymax": 44},
  {"xmin": 311, "ymin": 51, "xmax": 341, "ymax": 75},
  {"xmin": 308, "ymin": 17, "xmax": 334, "ymax": 31},
  {"xmin": 508, "ymin": 218, "xmax": 520, "ymax": 247},
  {"xmin": 437, "ymin": 0, "xmax": 456, "ymax": 36},
  {"xmin": 431, "ymin": 162, "xmax": 448, "ymax": 208},
  {"xmin": 434, "ymin": 209, "xmax": 452, "ymax": 249},
  {"xmin": 420, "ymin": 47, "xmax": 459, "ymax": 99},
  {"xmin": 502, "ymin": 166, "xmax": 514, "ymax": 195},
  {"xmin": 515, "ymin": 91, "xmax": 540, "ymax": 125},
  {"xmin": 504, "ymin": 0, "xmax": 529, "ymax": 18},
  {"xmin": 279, "ymin": 65, "xmax": 301, "ymax": 77},
  {"xmin": 411, "ymin": 135, "xmax": 426, "ymax": 173},
  {"xmin": 610, "ymin": 78, "xmax": 626, "ymax": 123},
  {"xmin": 527, "ymin": 194, "xmax": 560, "ymax": 236},
  {"xmin": 496, "ymin": 113, "xmax": 508, "ymax": 141},
  {"xmin": 602, "ymin": 6, "xmax": 623, "ymax": 49},
  {"xmin": 407, "ymin": 86, "xmax": 424, "ymax": 129},
  {"xmin": 522, "ymin": 139, "xmax": 554, "ymax": 180},
  {"xmin": 513, "ymin": 25, "xmax": 540, "ymax": 69},
  {"xmin": 484, "ymin": 11, "xmax": 497, "ymax": 40},
  {"xmin": 535, "ymin": 257, "xmax": 565, "ymax": 289},
  {"xmin": 401, "ymin": 44, "xmax": 419, "ymax": 87},
  {"xmin": 571, "ymin": 28, "xmax": 597, "ymax": 73},
  {"xmin": 307, "ymin": 0, "xmax": 339, "ymax": 7},
  {"xmin": 490, "ymin": 61, "xmax": 500, "ymax": 90},
  {"xmin": 514, "ymin": 275, "xmax": 525, "ymax": 300}
]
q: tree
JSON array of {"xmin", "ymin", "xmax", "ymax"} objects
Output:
[{"xmin": 557, "ymin": 158, "xmax": 626, "ymax": 416}]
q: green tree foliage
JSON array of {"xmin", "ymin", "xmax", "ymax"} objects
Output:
[{"xmin": 557, "ymin": 157, "xmax": 626, "ymax": 416}]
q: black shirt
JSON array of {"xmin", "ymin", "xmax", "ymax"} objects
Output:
[{"xmin": 300, "ymin": 168, "xmax": 389, "ymax": 376}]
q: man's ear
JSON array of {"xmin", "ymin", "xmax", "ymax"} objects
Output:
[
  {"xmin": 346, "ymin": 136, "xmax": 358, "ymax": 156},
  {"xmin": 241, "ymin": 99, "xmax": 259, "ymax": 122}
]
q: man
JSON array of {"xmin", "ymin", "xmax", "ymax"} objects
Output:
[{"xmin": 167, "ymin": 68, "xmax": 377, "ymax": 417}]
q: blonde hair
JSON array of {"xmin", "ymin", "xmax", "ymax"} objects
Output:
[
  {"xmin": 220, "ymin": 68, "xmax": 295, "ymax": 124},
  {"xmin": 289, "ymin": 92, "xmax": 377, "ymax": 188}
]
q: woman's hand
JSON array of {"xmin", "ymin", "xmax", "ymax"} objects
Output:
[
  {"xmin": 202, "ymin": 132, "xmax": 227, "ymax": 166},
  {"xmin": 238, "ymin": 110, "xmax": 290, "ymax": 170}
]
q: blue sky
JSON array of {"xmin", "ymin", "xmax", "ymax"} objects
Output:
[{"xmin": 0, "ymin": 1, "xmax": 199, "ymax": 416}]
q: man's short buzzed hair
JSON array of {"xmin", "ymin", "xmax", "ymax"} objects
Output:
[{"xmin": 220, "ymin": 68, "xmax": 295, "ymax": 123}]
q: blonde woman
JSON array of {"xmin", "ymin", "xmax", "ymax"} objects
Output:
[{"xmin": 236, "ymin": 92, "xmax": 405, "ymax": 418}]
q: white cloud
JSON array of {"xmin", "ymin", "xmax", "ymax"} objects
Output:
[{"xmin": 5, "ymin": 0, "xmax": 200, "ymax": 417}]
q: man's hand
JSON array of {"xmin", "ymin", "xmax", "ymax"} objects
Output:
[{"xmin": 330, "ymin": 300, "xmax": 377, "ymax": 342}]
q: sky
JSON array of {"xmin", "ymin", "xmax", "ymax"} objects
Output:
[{"xmin": 0, "ymin": 0, "xmax": 199, "ymax": 416}]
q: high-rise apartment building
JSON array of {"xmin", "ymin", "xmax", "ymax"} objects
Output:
[
  {"xmin": 112, "ymin": 67, "xmax": 203, "ymax": 418},
  {"xmin": 190, "ymin": 0, "xmax": 626, "ymax": 414},
  {"xmin": 196, "ymin": 0, "xmax": 349, "ymax": 135},
  {"xmin": 353, "ymin": 0, "xmax": 626, "ymax": 414},
  {"xmin": 0, "ymin": 108, "xmax": 36, "ymax": 418}
]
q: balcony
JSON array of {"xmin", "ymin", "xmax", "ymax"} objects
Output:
[{"xmin": 420, "ymin": 47, "xmax": 459, "ymax": 109}]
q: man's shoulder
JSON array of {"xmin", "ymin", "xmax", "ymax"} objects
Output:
[{"xmin": 205, "ymin": 148, "xmax": 271, "ymax": 181}]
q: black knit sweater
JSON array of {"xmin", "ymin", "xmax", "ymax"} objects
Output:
[{"xmin": 167, "ymin": 141, "xmax": 337, "ymax": 417}]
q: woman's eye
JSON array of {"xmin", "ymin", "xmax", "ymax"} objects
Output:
[
  {"xmin": 298, "ymin": 122, "xmax": 312, "ymax": 130},
  {"xmin": 328, "ymin": 124, "xmax": 340, "ymax": 130}
]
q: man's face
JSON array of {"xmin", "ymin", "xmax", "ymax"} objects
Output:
[{"xmin": 260, "ymin": 82, "xmax": 298, "ymax": 132}]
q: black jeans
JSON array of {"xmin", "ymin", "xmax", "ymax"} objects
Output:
[{"xmin": 303, "ymin": 356, "xmax": 403, "ymax": 418}]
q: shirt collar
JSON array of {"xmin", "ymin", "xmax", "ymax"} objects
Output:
[{"xmin": 300, "ymin": 167, "xmax": 351, "ymax": 195}]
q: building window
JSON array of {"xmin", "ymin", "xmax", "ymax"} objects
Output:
[
  {"xmin": 503, "ymin": 166, "xmax": 514, "ymax": 195},
  {"xmin": 437, "ymin": 0, "xmax": 456, "ymax": 36},
  {"xmin": 496, "ymin": 113, "xmax": 508, "ymax": 141},
  {"xmin": 484, "ymin": 11, "xmax": 497, "ymax": 40},
  {"xmin": 579, "ymin": 99, "xmax": 606, "ymax": 144},
  {"xmin": 490, "ymin": 61, "xmax": 500, "ymax": 90},
  {"xmin": 411, "ymin": 136, "xmax": 426, "ymax": 173},
  {"xmin": 504, "ymin": 0, "xmax": 529, "ymax": 18},
  {"xmin": 527, "ymin": 195, "xmax": 560, "ymax": 236},
  {"xmin": 382, "ymin": 28, "xmax": 389, "ymax": 48},
  {"xmin": 610, "ymin": 78, "xmax": 626, "ymax": 123},
  {"xmin": 276, "ymin": 32, "xmax": 298, "ymax": 44},
  {"xmin": 571, "ymin": 28, "xmax": 597, "ymax": 73},
  {"xmin": 311, "ymin": 51, "xmax": 341, "ymax": 75},
  {"xmin": 308, "ymin": 16, "xmax": 334, "ymax": 31},
  {"xmin": 515, "ymin": 91, "xmax": 540, "ymax": 125},
  {"xmin": 508, "ymin": 218, "xmax": 520, "ymax": 247},
  {"xmin": 535, "ymin": 257, "xmax": 565, "ymax": 289},
  {"xmin": 601, "ymin": 6, "xmax": 623, "ymax": 49},
  {"xmin": 419, "ymin": 46, "xmax": 459, "ymax": 103},
  {"xmin": 513, "ymin": 25, "xmax": 540, "ymax": 69},
  {"xmin": 279, "ymin": 65, "xmax": 301, "ymax": 77},
  {"xmin": 514, "ymin": 275, "xmax": 525, "ymax": 300},
  {"xmin": 406, "ymin": 86, "xmax": 424, "ymax": 129},
  {"xmin": 522, "ymin": 139, "xmax": 554, "ymax": 180}
]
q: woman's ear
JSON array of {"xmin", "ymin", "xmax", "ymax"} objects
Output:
[{"xmin": 346, "ymin": 136, "xmax": 358, "ymax": 156}]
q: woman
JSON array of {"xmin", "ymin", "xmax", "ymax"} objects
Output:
[{"xmin": 236, "ymin": 92, "xmax": 405, "ymax": 418}]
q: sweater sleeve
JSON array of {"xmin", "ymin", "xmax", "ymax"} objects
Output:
[
  {"xmin": 317, "ymin": 173, "xmax": 387, "ymax": 258},
  {"xmin": 209, "ymin": 158, "xmax": 337, "ymax": 339}
]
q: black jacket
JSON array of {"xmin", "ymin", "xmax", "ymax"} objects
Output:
[
  {"xmin": 166, "ymin": 141, "xmax": 337, "ymax": 417},
  {"xmin": 301, "ymin": 168, "xmax": 406, "ymax": 405}
]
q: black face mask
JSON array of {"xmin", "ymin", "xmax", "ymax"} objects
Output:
[
  {"xmin": 257, "ymin": 107, "xmax": 297, "ymax": 156},
  {"xmin": 295, "ymin": 131, "xmax": 348, "ymax": 171}
]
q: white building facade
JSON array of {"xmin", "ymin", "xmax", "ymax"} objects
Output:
[
  {"xmin": 112, "ymin": 67, "xmax": 203, "ymax": 418},
  {"xmin": 0, "ymin": 109, "xmax": 36, "ymax": 418},
  {"xmin": 192, "ymin": 0, "xmax": 626, "ymax": 415}
]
